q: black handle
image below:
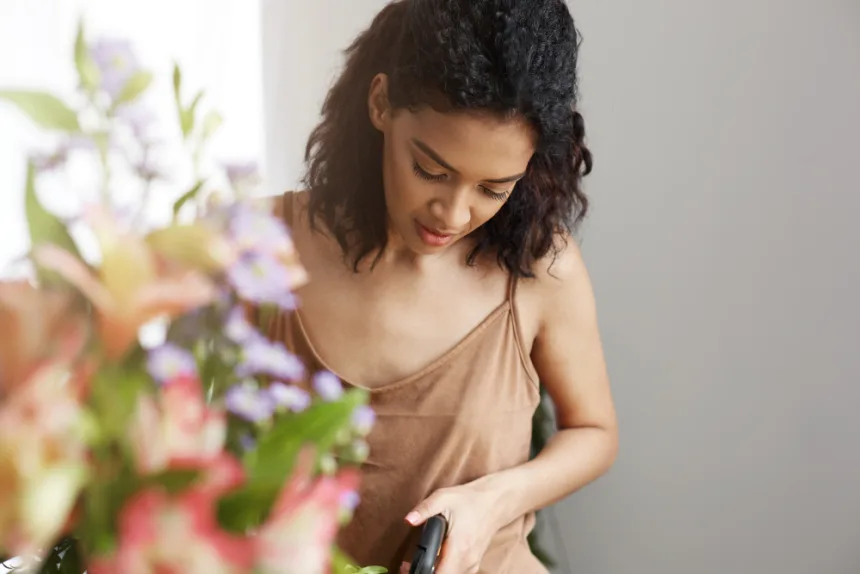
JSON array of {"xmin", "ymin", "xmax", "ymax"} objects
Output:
[{"xmin": 409, "ymin": 514, "xmax": 448, "ymax": 574}]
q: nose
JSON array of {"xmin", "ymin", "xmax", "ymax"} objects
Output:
[{"xmin": 431, "ymin": 189, "xmax": 471, "ymax": 232}]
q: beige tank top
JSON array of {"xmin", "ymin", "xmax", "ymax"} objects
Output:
[{"xmin": 269, "ymin": 192, "xmax": 547, "ymax": 573}]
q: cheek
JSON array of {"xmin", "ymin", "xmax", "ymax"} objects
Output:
[
  {"xmin": 383, "ymin": 140, "xmax": 426, "ymax": 211},
  {"xmin": 472, "ymin": 201, "xmax": 506, "ymax": 228}
]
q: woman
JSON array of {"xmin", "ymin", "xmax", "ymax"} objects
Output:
[{"xmin": 269, "ymin": 0, "xmax": 618, "ymax": 572}]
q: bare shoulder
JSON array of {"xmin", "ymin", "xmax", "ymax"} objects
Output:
[
  {"xmin": 522, "ymin": 234, "xmax": 615, "ymax": 435},
  {"xmin": 517, "ymin": 234, "xmax": 597, "ymax": 343},
  {"xmin": 532, "ymin": 235, "xmax": 591, "ymax": 295}
]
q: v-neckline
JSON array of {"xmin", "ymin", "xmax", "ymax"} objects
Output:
[{"xmin": 292, "ymin": 300, "xmax": 511, "ymax": 393}]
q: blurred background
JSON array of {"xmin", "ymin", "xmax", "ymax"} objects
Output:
[{"xmin": 1, "ymin": 1, "xmax": 858, "ymax": 573}]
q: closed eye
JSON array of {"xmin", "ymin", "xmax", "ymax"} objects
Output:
[
  {"xmin": 412, "ymin": 161, "xmax": 447, "ymax": 182},
  {"xmin": 414, "ymin": 160, "xmax": 512, "ymax": 201},
  {"xmin": 480, "ymin": 187, "xmax": 511, "ymax": 201}
]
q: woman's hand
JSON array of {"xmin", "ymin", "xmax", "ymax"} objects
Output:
[{"xmin": 398, "ymin": 479, "xmax": 508, "ymax": 574}]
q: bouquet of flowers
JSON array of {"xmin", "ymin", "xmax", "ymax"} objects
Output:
[{"xmin": 0, "ymin": 20, "xmax": 385, "ymax": 574}]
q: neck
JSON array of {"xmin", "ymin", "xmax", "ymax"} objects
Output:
[{"xmin": 365, "ymin": 221, "xmax": 462, "ymax": 274}]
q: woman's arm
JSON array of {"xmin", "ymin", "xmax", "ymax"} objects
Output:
[{"xmin": 478, "ymin": 238, "xmax": 619, "ymax": 526}]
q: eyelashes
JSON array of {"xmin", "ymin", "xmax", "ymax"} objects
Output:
[
  {"xmin": 412, "ymin": 161, "xmax": 446, "ymax": 183},
  {"xmin": 412, "ymin": 161, "xmax": 511, "ymax": 202},
  {"xmin": 481, "ymin": 187, "xmax": 510, "ymax": 202}
]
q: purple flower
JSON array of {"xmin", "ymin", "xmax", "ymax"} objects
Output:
[
  {"xmin": 222, "ymin": 161, "xmax": 260, "ymax": 188},
  {"xmin": 237, "ymin": 337, "xmax": 304, "ymax": 381},
  {"xmin": 89, "ymin": 38, "xmax": 141, "ymax": 99},
  {"xmin": 115, "ymin": 104, "xmax": 156, "ymax": 139},
  {"xmin": 30, "ymin": 148, "xmax": 68, "ymax": 172},
  {"xmin": 66, "ymin": 134, "xmax": 99, "ymax": 152},
  {"xmin": 275, "ymin": 291, "xmax": 299, "ymax": 311},
  {"xmin": 225, "ymin": 384, "xmax": 274, "ymax": 423},
  {"xmin": 134, "ymin": 155, "xmax": 165, "ymax": 182},
  {"xmin": 225, "ymin": 306, "xmax": 261, "ymax": 344},
  {"xmin": 227, "ymin": 253, "xmax": 296, "ymax": 310},
  {"xmin": 146, "ymin": 344, "xmax": 197, "ymax": 384},
  {"xmin": 313, "ymin": 371, "xmax": 343, "ymax": 401},
  {"xmin": 268, "ymin": 382, "xmax": 311, "ymax": 413},
  {"xmin": 229, "ymin": 203, "xmax": 291, "ymax": 251},
  {"xmin": 339, "ymin": 490, "xmax": 360, "ymax": 513},
  {"xmin": 351, "ymin": 405, "xmax": 376, "ymax": 436},
  {"xmin": 239, "ymin": 432, "xmax": 257, "ymax": 452}
]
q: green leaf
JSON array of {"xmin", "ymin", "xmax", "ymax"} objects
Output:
[
  {"xmin": 74, "ymin": 19, "xmax": 100, "ymax": 91},
  {"xmin": 25, "ymin": 161, "xmax": 78, "ymax": 252},
  {"xmin": 200, "ymin": 110, "xmax": 223, "ymax": 142},
  {"xmin": 172, "ymin": 63, "xmax": 189, "ymax": 138},
  {"xmin": 113, "ymin": 70, "xmax": 153, "ymax": 107},
  {"xmin": 146, "ymin": 221, "xmax": 225, "ymax": 272},
  {"xmin": 331, "ymin": 549, "xmax": 388, "ymax": 574},
  {"xmin": 25, "ymin": 162, "xmax": 82, "ymax": 284},
  {"xmin": 91, "ymin": 129, "xmax": 111, "ymax": 157},
  {"xmin": 144, "ymin": 468, "xmax": 200, "ymax": 494},
  {"xmin": 331, "ymin": 547, "xmax": 360, "ymax": 574},
  {"xmin": 254, "ymin": 302, "xmax": 279, "ymax": 335},
  {"xmin": 217, "ymin": 391, "xmax": 367, "ymax": 531},
  {"xmin": 180, "ymin": 90, "xmax": 204, "ymax": 139},
  {"xmin": 0, "ymin": 90, "xmax": 80, "ymax": 131},
  {"xmin": 89, "ymin": 365, "xmax": 150, "ymax": 439},
  {"xmin": 172, "ymin": 62, "xmax": 182, "ymax": 101},
  {"xmin": 172, "ymin": 179, "xmax": 205, "ymax": 218},
  {"xmin": 248, "ymin": 389, "xmax": 366, "ymax": 486}
]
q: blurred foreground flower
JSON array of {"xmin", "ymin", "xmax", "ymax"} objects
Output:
[
  {"xmin": 0, "ymin": 20, "xmax": 384, "ymax": 574},
  {"xmin": 0, "ymin": 281, "xmax": 86, "ymax": 398},
  {"xmin": 33, "ymin": 209, "xmax": 219, "ymax": 360},
  {"xmin": 90, "ymin": 488, "xmax": 252, "ymax": 574},
  {"xmin": 255, "ymin": 451, "xmax": 360, "ymax": 574},
  {"xmin": 89, "ymin": 38, "xmax": 141, "ymax": 100},
  {"xmin": 130, "ymin": 375, "xmax": 225, "ymax": 475},
  {"xmin": 0, "ymin": 362, "xmax": 89, "ymax": 557},
  {"xmin": 146, "ymin": 344, "xmax": 197, "ymax": 384},
  {"xmin": 225, "ymin": 201, "xmax": 308, "ymax": 309}
]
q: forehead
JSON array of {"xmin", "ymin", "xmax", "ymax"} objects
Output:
[{"xmin": 394, "ymin": 107, "xmax": 536, "ymax": 176}]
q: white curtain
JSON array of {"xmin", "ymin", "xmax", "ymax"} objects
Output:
[{"xmin": 0, "ymin": 0, "xmax": 265, "ymax": 272}]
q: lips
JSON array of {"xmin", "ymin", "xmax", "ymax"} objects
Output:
[{"xmin": 415, "ymin": 221, "xmax": 456, "ymax": 247}]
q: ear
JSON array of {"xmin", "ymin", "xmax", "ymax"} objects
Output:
[{"xmin": 368, "ymin": 73, "xmax": 391, "ymax": 132}]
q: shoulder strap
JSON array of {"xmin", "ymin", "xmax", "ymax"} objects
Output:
[{"xmin": 507, "ymin": 271, "xmax": 518, "ymax": 303}]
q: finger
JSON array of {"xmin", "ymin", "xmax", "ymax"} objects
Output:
[
  {"xmin": 399, "ymin": 561, "xmax": 410, "ymax": 574},
  {"xmin": 433, "ymin": 544, "xmax": 462, "ymax": 574},
  {"xmin": 405, "ymin": 491, "xmax": 446, "ymax": 526}
]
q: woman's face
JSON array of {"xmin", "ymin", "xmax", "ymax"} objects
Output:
[{"xmin": 368, "ymin": 74, "xmax": 536, "ymax": 255}]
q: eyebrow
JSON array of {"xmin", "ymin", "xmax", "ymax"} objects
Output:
[{"xmin": 411, "ymin": 138, "xmax": 525, "ymax": 185}]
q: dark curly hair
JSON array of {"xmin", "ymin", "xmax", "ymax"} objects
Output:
[{"xmin": 303, "ymin": 0, "xmax": 592, "ymax": 278}]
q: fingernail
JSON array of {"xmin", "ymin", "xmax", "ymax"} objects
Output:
[{"xmin": 405, "ymin": 511, "xmax": 420, "ymax": 525}]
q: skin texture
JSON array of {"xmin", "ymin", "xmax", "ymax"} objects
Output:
[{"xmin": 291, "ymin": 75, "xmax": 618, "ymax": 574}]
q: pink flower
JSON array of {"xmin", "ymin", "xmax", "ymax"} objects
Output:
[
  {"xmin": 91, "ymin": 486, "xmax": 253, "ymax": 574},
  {"xmin": 196, "ymin": 454, "xmax": 245, "ymax": 497},
  {"xmin": 255, "ymin": 451, "xmax": 360, "ymax": 574},
  {"xmin": 129, "ymin": 375, "xmax": 226, "ymax": 475},
  {"xmin": 0, "ymin": 281, "xmax": 86, "ymax": 399},
  {"xmin": 0, "ymin": 362, "xmax": 89, "ymax": 557}
]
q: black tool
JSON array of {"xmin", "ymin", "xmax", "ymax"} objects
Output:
[{"xmin": 409, "ymin": 514, "xmax": 448, "ymax": 574}]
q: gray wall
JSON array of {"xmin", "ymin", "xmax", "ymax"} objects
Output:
[
  {"xmin": 558, "ymin": 2, "xmax": 860, "ymax": 573},
  {"xmin": 261, "ymin": 1, "xmax": 860, "ymax": 573}
]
